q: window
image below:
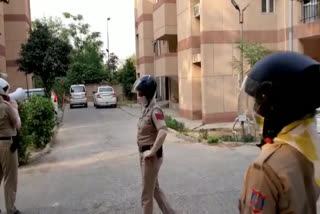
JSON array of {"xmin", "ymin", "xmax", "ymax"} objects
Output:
[
  {"xmin": 153, "ymin": 40, "xmax": 161, "ymax": 56},
  {"xmin": 71, "ymin": 86, "xmax": 85, "ymax": 93},
  {"xmin": 262, "ymin": 0, "xmax": 274, "ymax": 13},
  {"xmin": 99, "ymin": 87, "xmax": 113, "ymax": 93}
]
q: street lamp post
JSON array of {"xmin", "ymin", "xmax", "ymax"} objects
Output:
[
  {"xmin": 107, "ymin": 17, "xmax": 111, "ymax": 70},
  {"xmin": 231, "ymin": 0, "xmax": 251, "ymax": 138},
  {"xmin": 231, "ymin": 0, "xmax": 250, "ymax": 88}
]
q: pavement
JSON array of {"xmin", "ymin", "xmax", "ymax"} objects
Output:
[
  {"xmin": 0, "ymin": 103, "xmax": 262, "ymax": 214},
  {"xmin": 0, "ymin": 104, "xmax": 318, "ymax": 213}
]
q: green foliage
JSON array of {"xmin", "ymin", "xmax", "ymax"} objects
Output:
[
  {"xmin": 117, "ymin": 56, "xmax": 137, "ymax": 98},
  {"xmin": 59, "ymin": 13, "xmax": 110, "ymax": 84},
  {"xmin": 17, "ymin": 102, "xmax": 32, "ymax": 165},
  {"xmin": 232, "ymin": 41, "xmax": 273, "ymax": 75},
  {"xmin": 18, "ymin": 20, "xmax": 72, "ymax": 97},
  {"xmin": 219, "ymin": 134, "xmax": 256, "ymax": 143},
  {"xmin": 20, "ymin": 96, "xmax": 56, "ymax": 149},
  {"xmin": 62, "ymin": 12, "xmax": 103, "ymax": 50},
  {"xmin": 208, "ymin": 136, "xmax": 220, "ymax": 144},
  {"xmin": 107, "ymin": 53, "xmax": 119, "ymax": 73},
  {"xmin": 164, "ymin": 116, "xmax": 188, "ymax": 133},
  {"xmin": 198, "ymin": 129, "xmax": 208, "ymax": 141},
  {"xmin": 67, "ymin": 44, "xmax": 108, "ymax": 84}
]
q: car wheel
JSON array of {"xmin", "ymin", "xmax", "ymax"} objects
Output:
[
  {"xmin": 113, "ymin": 104, "xmax": 117, "ymax": 108},
  {"xmin": 84, "ymin": 103, "xmax": 88, "ymax": 108}
]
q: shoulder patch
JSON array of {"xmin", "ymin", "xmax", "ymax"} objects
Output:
[
  {"xmin": 250, "ymin": 189, "xmax": 266, "ymax": 213},
  {"xmin": 155, "ymin": 112, "xmax": 164, "ymax": 120}
]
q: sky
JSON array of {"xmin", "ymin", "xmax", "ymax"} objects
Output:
[{"xmin": 30, "ymin": 0, "xmax": 136, "ymax": 61}]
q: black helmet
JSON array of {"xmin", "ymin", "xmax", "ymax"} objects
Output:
[
  {"xmin": 132, "ymin": 75, "xmax": 157, "ymax": 100},
  {"xmin": 244, "ymin": 52, "xmax": 320, "ymax": 140}
]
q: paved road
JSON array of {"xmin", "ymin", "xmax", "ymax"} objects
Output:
[{"xmin": 1, "ymin": 104, "xmax": 262, "ymax": 213}]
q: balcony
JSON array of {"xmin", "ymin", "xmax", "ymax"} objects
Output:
[
  {"xmin": 154, "ymin": 53, "xmax": 177, "ymax": 77},
  {"xmin": 153, "ymin": 0, "xmax": 177, "ymax": 40},
  {"xmin": 301, "ymin": 0, "xmax": 320, "ymax": 23}
]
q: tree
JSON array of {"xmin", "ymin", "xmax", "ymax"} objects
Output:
[
  {"xmin": 67, "ymin": 44, "xmax": 108, "ymax": 84},
  {"xmin": 117, "ymin": 56, "xmax": 136, "ymax": 98},
  {"xmin": 232, "ymin": 41, "xmax": 273, "ymax": 76},
  {"xmin": 107, "ymin": 53, "xmax": 119, "ymax": 73},
  {"xmin": 60, "ymin": 13, "xmax": 109, "ymax": 84},
  {"xmin": 62, "ymin": 12, "xmax": 103, "ymax": 51},
  {"xmin": 18, "ymin": 21, "xmax": 72, "ymax": 97}
]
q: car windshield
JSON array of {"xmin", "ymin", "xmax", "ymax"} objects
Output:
[
  {"xmin": 99, "ymin": 88, "xmax": 113, "ymax": 93},
  {"xmin": 26, "ymin": 90, "xmax": 45, "ymax": 97},
  {"xmin": 71, "ymin": 86, "xmax": 85, "ymax": 93}
]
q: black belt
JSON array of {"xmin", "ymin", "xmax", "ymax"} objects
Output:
[
  {"xmin": 0, "ymin": 137, "xmax": 12, "ymax": 141},
  {"xmin": 139, "ymin": 145, "xmax": 163, "ymax": 158}
]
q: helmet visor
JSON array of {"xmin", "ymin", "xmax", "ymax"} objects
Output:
[
  {"xmin": 238, "ymin": 76, "xmax": 256, "ymax": 116},
  {"xmin": 131, "ymin": 78, "xmax": 142, "ymax": 94}
]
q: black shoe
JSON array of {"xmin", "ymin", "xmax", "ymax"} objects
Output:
[{"xmin": 13, "ymin": 210, "xmax": 20, "ymax": 214}]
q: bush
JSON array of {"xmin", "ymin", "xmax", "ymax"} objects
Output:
[
  {"xmin": 20, "ymin": 96, "xmax": 56, "ymax": 150},
  {"xmin": 199, "ymin": 129, "xmax": 208, "ymax": 140},
  {"xmin": 220, "ymin": 134, "xmax": 257, "ymax": 143},
  {"xmin": 164, "ymin": 116, "xmax": 188, "ymax": 133},
  {"xmin": 17, "ymin": 102, "xmax": 32, "ymax": 165},
  {"xmin": 208, "ymin": 136, "xmax": 220, "ymax": 144}
]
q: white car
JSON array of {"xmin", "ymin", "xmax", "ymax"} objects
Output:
[
  {"xmin": 93, "ymin": 86, "xmax": 117, "ymax": 108},
  {"xmin": 24, "ymin": 88, "xmax": 58, "ymax": 114},
  {"xmin": 70, "ymin": 84, "xmax": 88, "ymax": 108}
]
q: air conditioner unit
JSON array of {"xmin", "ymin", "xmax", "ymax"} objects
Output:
[{"xmin": 193, "ymin": 3, "xmax": 200, "ymax": 18}]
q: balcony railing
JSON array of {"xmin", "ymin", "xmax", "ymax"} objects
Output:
[{"xmin": 301, "ymin": 0, "xmax": 320, "ymax": 23}]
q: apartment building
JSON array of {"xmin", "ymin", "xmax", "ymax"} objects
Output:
[
  {"xmin": 135, "ymin": 0, "xmax": 320, "ymax": 124},
  {"xmin": 0, "ymin": 0, "xmax": 32, "ymax": 90}
]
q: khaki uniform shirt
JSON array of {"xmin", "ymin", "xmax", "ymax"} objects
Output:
[
  {"xmin": 137, "ymin": 102, "xmax": 166, "ymax": 147},
  {"xmin": 0, "ymin": 101, "xmax": 19, "ymax": 137},
  {"xmin": 240, "ymin": 143, "xmax": 320, "ymax": 214}
]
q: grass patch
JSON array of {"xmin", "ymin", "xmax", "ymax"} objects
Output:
[
  {"xmin": 164, "ymin": 116, "xmax": 189, "ymax": 133},
  {"xmin": 208, "ymin": 136, "xmax": 220, "ymax": 144}
]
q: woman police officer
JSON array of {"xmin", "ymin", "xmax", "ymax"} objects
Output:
[
  {"xmin": 132, "ymin": 75, "xmax": 175, "ymax": 214},
  {"xmin": 239, "ymin": 52, "xmax": 320, "ymax": 214},
  {"xmin": 0, "ymin": 78, "xmax": 21, "ymax": 214}
]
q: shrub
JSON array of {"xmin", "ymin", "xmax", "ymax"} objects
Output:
[
  {"xmin": 17, "ymin": 102, "xmax": 32, "ymax": 165},
  {"xmin": 208, "ymin": 136, "xmax": 220, "ymax": 144},
  {"xmin": 220, "ymin": 134, "xmax": 257, "ymax": 143},
  {"xmin": 199, "ymin": 129, "xmax": 208, "ymax": 140},
  {"xmin": 20, "ymin": 96, "xmax": 56, "ymax": 149},
  {"xmin": 164, "ymin": 116, "xmax": 188, "ymax": 133}
]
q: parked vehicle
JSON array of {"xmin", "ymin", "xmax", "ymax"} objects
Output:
[
  {"xmin": 93, "ymin": 86, "xmax": 117, "ymax": 108},
  {"xmin": 70, "ymin": 85, "xmax": 88, "ymax": 109},
  {"xmin": 24, "ymin": 88, "xmax": 58, "ymax": 114}
]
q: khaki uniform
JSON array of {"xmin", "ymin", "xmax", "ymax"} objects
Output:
[
  {"xmin": 240, "ymin": 143, "xmax": 320, "ymax": 214},
  {"xmin": 0, "ymin": 101, "xmax": 20, "ymax": 214},
  {"xmin": 137, "ymin": 102, "xmax": 175, "ymax": 214}
]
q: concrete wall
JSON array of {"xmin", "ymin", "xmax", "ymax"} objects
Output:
[
  {"xmin": 153, "ymin": 0, "xmax": 177, "ymax": 40},
  {"xmin": 177, "ymin": 0, "xmax": 202, "ymax": 120},
  {"xmin": 4, "ymin": 0, "xmax": 32, "ymax": 90},
  {"xmin": 85, "ymin": 84, "xmax": 124, "ymax": 102},
  {"xmin": 136, "ymin": 0, "xmax": 155, "ymax": 77}
]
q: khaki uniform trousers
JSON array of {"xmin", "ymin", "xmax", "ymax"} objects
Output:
[
  {"xmin": 139, "ymin": 154, "xmax": 175, "ymax": 214},
  {"xmin": 0, "ymin": 140, "xmax": 18, "ymax": 214}
]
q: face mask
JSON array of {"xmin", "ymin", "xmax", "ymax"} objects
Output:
[
  {"xmin": 138, "ymin": 96, "xmax": 149, "ymax": 107},
  {"xmin": 252, "ymin": 111, "xmax": 264, "ymax": 136}
]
